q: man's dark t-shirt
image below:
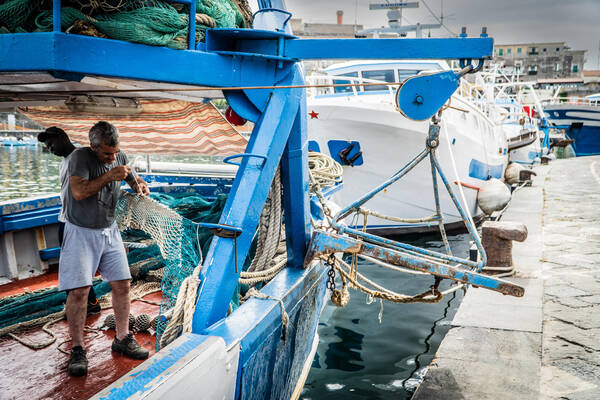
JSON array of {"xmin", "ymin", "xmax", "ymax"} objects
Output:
[{"xmin": 65, "ymin": 147, "xmax": 131, "ymax": 229}]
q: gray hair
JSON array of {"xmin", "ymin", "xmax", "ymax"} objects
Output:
[{"xmin": 89, "ymin": 121, "xmax": 119, "ymax": 147}]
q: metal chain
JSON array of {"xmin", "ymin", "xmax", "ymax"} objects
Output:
[{"xmin": 325, "ymin": 254, "xmax": 336, "ymax": 291}]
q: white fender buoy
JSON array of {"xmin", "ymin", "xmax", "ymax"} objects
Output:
[
  {"xmin": 504, "ymin": 162, "xmax": 525, "ymax": 185},
  {"xmin": 477, "ymin": 178, "xmax": 511, "ymax": 215}
]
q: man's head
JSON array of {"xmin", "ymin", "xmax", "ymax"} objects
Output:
[
  {"xmin": 37, "ymin": 126, "xmax": 73, "ymax": 157},
  {"xmin": 89, "ymin": 121, "xmax": 120, "ymax": 164}
]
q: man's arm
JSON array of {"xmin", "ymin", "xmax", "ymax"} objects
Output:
[{"xmin": 70, "ymin": 166, "xmax": 131, "ymax": 201}]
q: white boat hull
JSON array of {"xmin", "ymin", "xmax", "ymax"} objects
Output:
[
  {"xmin": 307, "ymin": 94, "xmax": 507, "ymax": 234},
  {"xmin": 504, "ymin": 124, "xmax": 542, "ymax": 165}
]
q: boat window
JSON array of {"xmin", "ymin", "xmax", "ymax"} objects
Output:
[
  {"xmin": 333, "ymin": 72, "xmax": 359, "ymax": 93},
  {"xmin": 361, "ymin": 69, "xmax": 394, "ymax": 91},
  {"xmin": 397, "ymin": 69, "xmax": 421, "ymax": 82}
]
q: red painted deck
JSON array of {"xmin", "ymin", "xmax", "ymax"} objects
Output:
[
  {"xmin": 0, "ymin": 269, "xmax": 59, "ymax": 297},
  {"xmin": 0, "ymin": 292, "xmax": 161, "ymax": 400}
]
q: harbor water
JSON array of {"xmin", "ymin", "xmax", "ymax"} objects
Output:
[{"xmin": 0, "ymin": 145, "xmax": 469, "ymax": 399}]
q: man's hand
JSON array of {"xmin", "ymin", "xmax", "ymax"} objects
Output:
[
  {"xmin": 107, "ymin": 165, "xmax": 131, "ymax": 182},
  {"xmin": 134, "ymin": 177, "xmax": 150, "ymax": 196}
]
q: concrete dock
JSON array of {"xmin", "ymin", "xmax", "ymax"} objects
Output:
[{"xmin": 412, "ymin": 156, "xmax": 600, "ymax": 400}]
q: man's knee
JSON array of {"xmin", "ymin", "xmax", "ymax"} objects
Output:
[
  {"xmin": 67, "ymin": 286, "xmax": 91, "ymax": 302},
  {"xmin": 110, "ymin": 279, "xmax": 130, "ymax": 296}
]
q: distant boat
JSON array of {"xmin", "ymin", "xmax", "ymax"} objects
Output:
[
  {"xmin": 306, "ymin": 60, "xmax": 508, "ymax": 235},
  {"xmin": 543, "ymin": 94, "xmax": 600, "ymax": 156},
  {"xmin": 1, "ymin": 135, "xmax": 38, "ymax": 147},
  {"xmin": 491, "ymin": 98, "xmax": 541, "ymax": 165}
]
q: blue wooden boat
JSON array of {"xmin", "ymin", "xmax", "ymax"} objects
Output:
[
  {"xmin": 544, "ymin": 95, "xmax": 600, "ymax": 156},
  {"xmin": 0, "ymin": 1, "xmax": 519, "ymax": 398}
]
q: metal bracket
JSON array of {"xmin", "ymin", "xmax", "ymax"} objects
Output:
[{"xmin": 223, "ymin": 153, "xmax": 268, "ymax": 167}]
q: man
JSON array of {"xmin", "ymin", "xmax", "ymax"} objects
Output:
[
  {"xmin": 37, "ymin": 127, "xmax": 101, "ymax": 315},
  {"xmin": 60, "ymin": 121, "xmax": 150, "ymax": 377}
]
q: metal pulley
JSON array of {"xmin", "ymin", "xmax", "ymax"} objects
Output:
[{"xmin": 395, "ymin": 60, "xmax": 484, "ymax": 121}]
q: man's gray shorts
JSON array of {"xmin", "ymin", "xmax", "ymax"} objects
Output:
[{"xmin": 59, "ymin": 221, "xmax": 131, "ymax": 291}]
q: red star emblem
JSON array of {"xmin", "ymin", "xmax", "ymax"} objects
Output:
[{"xmin": 308, "ymin": 110, "xmax": 319, "ymax": 119}]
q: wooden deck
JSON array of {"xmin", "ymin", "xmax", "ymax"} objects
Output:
[{"xmin": 0, "ymin": 275, "xmax": 161, "ymax": 400}]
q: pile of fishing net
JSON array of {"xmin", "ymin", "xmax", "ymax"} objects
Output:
[
  {"xmin": 0, "ymin": 0, "xmax": 253, "ymax": 49},
  {"xmin": 115, "ymin": 190, "xmax": 230, "ymax": 342},
  {"xmin": 0, "ymin": 191, "xmax": 230, "ymax": 345}
]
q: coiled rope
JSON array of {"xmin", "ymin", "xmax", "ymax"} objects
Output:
[
  {"xmin": 308, "ymin": 152, "xmax": 344, "ymax": 189},
  {"xmin": 159, "ymin": 264, "xmax": 201, "ymax": 349}
]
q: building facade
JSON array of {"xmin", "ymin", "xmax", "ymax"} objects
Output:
[{"xmin": 494, "ymin": 42, "xmax": 586, "ymax": 82}]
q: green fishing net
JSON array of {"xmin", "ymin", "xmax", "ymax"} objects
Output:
[{"xmin": 0, "ymin": 0, "xmax": 250, "ymax": 48}]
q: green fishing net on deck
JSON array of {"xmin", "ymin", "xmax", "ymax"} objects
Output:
[
  {"xmin": 0, "ymin": 280, "xmax": 112, "ymax": 333},
  {"xmin": 1, "ymin": 0, "xmax": 249, "ymax": 48},
  {"xmin": 115, "ymin": 191, "xmax": 225, "ymax": 342}
]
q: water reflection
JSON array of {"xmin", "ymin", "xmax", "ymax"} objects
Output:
[
  {"xmin": 403, "ymin": 290, "xmax": 459, "ymax": 394},
  {"xmin": 0, "ymin": 147, "xmax": 222, "ymax": 202},
  {"xmin": 303, "ymin": 233, "xmax": 469, "ymax": 400},
  {"xmin": 325, "ymin": 326, "xmax": 365, "ymax": 372},
  {"xmin": 0, "ymin": 146, "xmax": 61, "ymax": 202}
]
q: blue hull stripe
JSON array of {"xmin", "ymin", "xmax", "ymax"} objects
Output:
[
  {"xmin": 566, "ymin": 125, "xmax": 600, "ymax": 156},
  {"xmin": 468, "ymin": 159, "xmax": 503, "ymax": 180}
]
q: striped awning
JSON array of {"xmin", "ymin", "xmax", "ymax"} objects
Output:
[{"xmin": 19, "ymin": 99, "xmax": 248, "ymax": 155}]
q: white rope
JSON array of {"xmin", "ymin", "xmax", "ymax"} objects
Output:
[
  {"xmin": 5, "ymin": 316, "xmax": 63, "ymax": 349},
  {"xmin": 357, "ymin": 208, "xmax": 439, "ymax": 224},
  {"xmin": 307, "ymin": 152, "xmax": 343, "ymax": 230},
  {"xmin": 481, "ymin": 265, "xmax": 515, "ymax": 278},
  {"xmin": 122, "ymin": 240, "xmax": 154, "ymax": 249},
  {"xmin": 308, "ymin": 152, "xmax": 343, "ymax": 189}
]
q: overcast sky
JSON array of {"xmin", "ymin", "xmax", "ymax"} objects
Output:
[{"xmin": 248, "ymin": 0, "xmax": 600, "ymax": 69}]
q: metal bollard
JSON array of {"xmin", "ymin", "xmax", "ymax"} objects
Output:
[{"xmin": 481, "ymin": 221, "xmax": 527, "ymax": 273}]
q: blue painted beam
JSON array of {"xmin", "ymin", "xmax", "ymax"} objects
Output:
[
  {"xmin": 280, "ymin": 67, "xmax": 311, "ymax": 269},
  {"xmin": 286, "ymin": 37, "xmax": 494, "ymax": 60},
  {"xmin": 306, "ymin": 230, "xmax": 524, "ymax": 297},
  {"xmin": 0, "ymin": 196, "xmax": 61, "ymax": 216},
  {"xmin": 1, "ymin": 206, "xmax": 60, "ymax": 232},
  {"xmin": 0, "ymin": 33, "xmax": 266, "ymax": 87},
  {"xmin": 40, "ymin": 247, "xmax": 60, "ymax": 261},
  {"xmin": 192, "ymin": 68, "xmax": 303, "ymax": 332}
]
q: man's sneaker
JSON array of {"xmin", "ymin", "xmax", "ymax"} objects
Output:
[
  {"xmin": 112, "ymin": 333, "xmax": 149, "ymax": 360},
  {"xmin": 68, "ymin": 346, "xmax": 88, "ymax": 377},
  {"xmin": 87, "ymin": 300, "xmax": 101, "ymax": 315}
]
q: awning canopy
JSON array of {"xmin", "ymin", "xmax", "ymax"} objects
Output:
[{"xmin": 19, "ymin": 99, "xmax": 248, "ymax": 155}]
